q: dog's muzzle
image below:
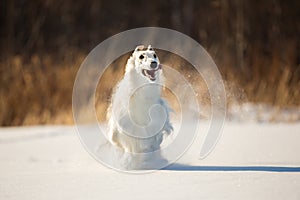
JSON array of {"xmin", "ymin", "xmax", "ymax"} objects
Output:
[{"xmin": 142, "ymin": 63, "xmax": 161, "ymax": 81}]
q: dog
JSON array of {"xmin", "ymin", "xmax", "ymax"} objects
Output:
[{"xmin": 106, "ymin": 45, "xmax": 173, "ymax": 169}]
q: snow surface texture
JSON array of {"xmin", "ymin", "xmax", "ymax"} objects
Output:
[{"xmin": 0, "ymin": 122, "xmax": 300, "ymax": 200}]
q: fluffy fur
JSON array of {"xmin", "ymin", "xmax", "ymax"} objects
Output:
[{"xmin": 107, "ymin": 45, "xmax": 173, "ymax": 162}]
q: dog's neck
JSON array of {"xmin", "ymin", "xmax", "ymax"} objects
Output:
[
  {"xmin": 127, "ymin": 70, "xmax": 160, "ymax": 100},
  {"xmin": 127, "ymin": 68, "xmax": 162, "ymax": 126}
]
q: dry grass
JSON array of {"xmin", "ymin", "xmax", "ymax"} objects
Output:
[
  {"xmin": 0, "ymin": 52, "xmax": 84, "ymax": 126},
  {"xmin": 1, "ymin": 48, "xmax": 299, "ymax": 126},
  {"xmin": 226, "ymin": 43, "xmax": 300, "ymax": 108}
]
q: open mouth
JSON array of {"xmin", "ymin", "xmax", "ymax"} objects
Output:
[{"xmin": 142, "ymin": 69, "xmax": 159, "ymax": 81}]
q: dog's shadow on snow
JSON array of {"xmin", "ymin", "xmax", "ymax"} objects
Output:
[{"xmin": 163, "ymin": 163, "xmax": 300, "ymax": 172}]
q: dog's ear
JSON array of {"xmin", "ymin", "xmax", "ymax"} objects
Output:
[
  {"xmin": 132, "ymin": 45, "xmax": 144, "ymax": 58},
  {"xmin": 147, "ymin": 45, "xmax": 153, "ymax": 51},
  {"xmin": 135, "ymin": 45, "xmax": 144, "ymax": 52}
]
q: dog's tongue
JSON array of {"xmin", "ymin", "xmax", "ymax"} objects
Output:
[{"xmin": 147, "ymin": 70, "xmax": 155, "ymax": 78}]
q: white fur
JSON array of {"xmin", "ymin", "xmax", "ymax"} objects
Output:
[{"xmin": 107, "ymin": 45, "xmax": 173, "ymax": 166}]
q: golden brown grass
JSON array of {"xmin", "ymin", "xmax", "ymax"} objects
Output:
[
  {"xmin": 0, "ymin": 52, "xmax": 84, "ymax": 126},
  {"xmin": 1, "ymin": 49, "xmax": 299, "ymax": 126}
]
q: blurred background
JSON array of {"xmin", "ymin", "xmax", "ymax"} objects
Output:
[{"xmin": 0, "ymin": 0, "xmax": 299, "ymax": 126}]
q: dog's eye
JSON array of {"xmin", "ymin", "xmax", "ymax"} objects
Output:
[
  {"xmin": 139, "ymin": 55, "xmax": 144, "ymax": 59},
  {"xmin": 153, "ymin": 54, "xmax": 157, "ymax": 58}
]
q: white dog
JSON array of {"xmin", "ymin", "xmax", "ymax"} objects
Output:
[{"xmin": 107, "ymin": 45, "xmax": 173, "ymax": 169}]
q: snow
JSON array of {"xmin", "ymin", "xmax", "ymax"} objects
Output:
[
  {"xmin": 0, "ymin": 122, "xmax": 300, "ymax": 200},
  {"xmin": 227, "ymin": 103, "xmax": 300, "ymax": 123}
]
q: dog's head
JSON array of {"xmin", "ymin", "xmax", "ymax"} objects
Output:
[{"xmin": 127, "ymin": 45, "xmax": 161, "ymax": 82}]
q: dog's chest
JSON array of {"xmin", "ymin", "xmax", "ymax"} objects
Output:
[{"xmin": 129, "ymin": 86, "xmax": 161, "ymax": 126}]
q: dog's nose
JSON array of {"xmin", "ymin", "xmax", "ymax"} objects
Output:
[{"xmin": 150, "ymin": 61, "xmax": 157, "ymax": 69}]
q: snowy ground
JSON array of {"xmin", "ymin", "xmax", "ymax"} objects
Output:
[{"xmin": 0, "ymin": 122, "xmax": 300, "ymax": 200}]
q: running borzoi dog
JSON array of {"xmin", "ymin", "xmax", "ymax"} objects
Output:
[{"xmin": 107, "ymin": 45, "xmax": 173, "ymax": 169}]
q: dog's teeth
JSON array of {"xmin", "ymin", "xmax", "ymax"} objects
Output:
[{"xmin": 142, "ymin": 69, "xmax": 157, "ymax": 81}]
